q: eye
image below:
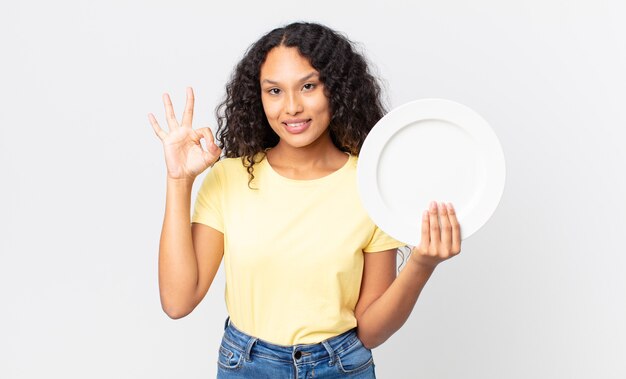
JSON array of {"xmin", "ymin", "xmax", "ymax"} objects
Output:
[
  {"xmin": 268, "ymin": 88, "xmax": 281, "ymax": 95},
  {"xmin": 302, "ymin": 83, "xmax": 316, "ymax": 91}
]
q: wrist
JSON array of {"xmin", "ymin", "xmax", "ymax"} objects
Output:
[
  {"xmin": 409, "ymin": 252, "xmax": 438, "ymax": 273},
  {"xmin": 166, "ymin": 176, "xmax": 195, "ymax": 189}
]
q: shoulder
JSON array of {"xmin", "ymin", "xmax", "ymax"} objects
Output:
[
  {"xmin": 214, "ymin": 153, "xmax": 267, "ymax": 170},
  {"xmin": 209, "ymin": 155, "xmax": 267, "ymax": 185},
  {"xmin": 348, "ymin": 154, "xmax": 359, "ymax": 169},
  {"xmin": 341, "ymin": 154, "xmax": 358, "ymax": 177},
  {"xmin": 211, "ymin": 156, "xmax": 249, "ymax": 175},
  {"xmin": 213, "ymin": 156, "xmax": 243, "ymax": 168}
]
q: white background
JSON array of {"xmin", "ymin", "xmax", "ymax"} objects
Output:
[{"xmin": 1, "ymin": 1, "xmax": 625, "ymax": 378}]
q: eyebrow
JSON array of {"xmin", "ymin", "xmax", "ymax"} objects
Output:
[{"xmin": 261, "ymin": 72, "xmax": 319, "ymax": 85}]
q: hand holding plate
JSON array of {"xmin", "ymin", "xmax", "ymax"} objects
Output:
[{"xmin": 411, "ymin": 201, "xmax": 462, "ymax": 269}]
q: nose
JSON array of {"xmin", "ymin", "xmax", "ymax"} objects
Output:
[{"xmin": 285, "ymin": 92, "xmax": 303, "ymax": 115}]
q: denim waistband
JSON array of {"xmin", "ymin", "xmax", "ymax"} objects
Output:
[{"xmin": 221, "ymin": 316, "xmax": 360, "ymax": 365}]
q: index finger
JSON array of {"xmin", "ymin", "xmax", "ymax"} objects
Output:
[{"xmin": 181, "ymin": 87, "xmax": 195, "ymax": 128}]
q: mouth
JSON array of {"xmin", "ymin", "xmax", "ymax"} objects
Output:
[{"xmin": 282, "ymin": 119, "xmax": 311, "ymax": 134}]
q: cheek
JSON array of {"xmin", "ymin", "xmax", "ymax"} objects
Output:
[
  {"xmin": 261, "ymin": 98, "xmax": 280, "ymax": 121},
  {"xmin": 319, "ymin": 102, "xmax": 332, "ymax": 123},
  {"xmin": 308, "ymin": 96, "xmax": 331, "ymax": 117}
]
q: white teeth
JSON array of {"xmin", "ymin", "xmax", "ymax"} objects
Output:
[{"xmin": 286, "ymin": 121, "xmax": 308, "ymax": 127}]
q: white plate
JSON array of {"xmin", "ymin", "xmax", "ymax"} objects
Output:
[{"xmin": 357, "ymin": 98, "xmax": 505, "ymax": 245}]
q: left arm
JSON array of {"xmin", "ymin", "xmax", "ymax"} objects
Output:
[{"xmin": 355, "ymin": 201, "xmax": 462, "ymax": 349}]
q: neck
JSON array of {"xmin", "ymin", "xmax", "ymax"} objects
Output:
[{"xmin": 265, "ymin": 132, "xmax": 349, "ymax": 180}]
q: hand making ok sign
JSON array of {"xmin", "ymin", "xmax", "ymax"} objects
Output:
[{"xmin": 148, "ymin": 87, "xmax": 221, "ymax": 180}]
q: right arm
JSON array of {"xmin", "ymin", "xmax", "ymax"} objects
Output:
[
  {"xmin": 149, "ymin": 87, "xmax": 224, "ymax": 319},
  {"xmin": 158, "ymin": 178, "xmax": 224, "ymax": 319}
]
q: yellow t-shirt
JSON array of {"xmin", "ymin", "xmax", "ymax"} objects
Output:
[{"xmin": 191, "ymin": 153, "xmax": 405, "ymax": 345}]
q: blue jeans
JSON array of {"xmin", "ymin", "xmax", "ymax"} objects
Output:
[{"xmin": 216, "ymin": 317, "xmax": 376, "ymax": 378}]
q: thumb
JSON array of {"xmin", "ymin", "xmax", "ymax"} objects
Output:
[
  {"xmin": 196, "ymin": 126, "xmax": 221, "ymax": 164},
  {"xmin": 203, "ymin": 143, "xmax": 221, "ymax": 163}
]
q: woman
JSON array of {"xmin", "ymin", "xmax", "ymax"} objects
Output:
[{"xmin": 149, "ymin": 22, "xmax": 461, "ymax": 378}]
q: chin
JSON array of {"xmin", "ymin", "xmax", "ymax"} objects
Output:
[
  {"xmin": 273, "ymin": 131, "xmax": 322, "ymax": 149},
  {"xmin": 281, "ymin": 138, "xmax": 318, "ymax": 149}
]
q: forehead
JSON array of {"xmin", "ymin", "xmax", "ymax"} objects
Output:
[{"xmin": 260, "ymin": 46, "xmax": 317, "ymax": 80}]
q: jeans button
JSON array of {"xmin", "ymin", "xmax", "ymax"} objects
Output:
[{"xmin": 294, "ymin": 351, "xmax": 302, "ymax": 359}]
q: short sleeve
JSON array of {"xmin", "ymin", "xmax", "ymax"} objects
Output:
[
  {"xmin": 191, "ymin": 162, "xmax": 224, "ymax": 233},
  {"xmin": 363, "ymin": 225, "xmax": 406, "ymax": 253}
]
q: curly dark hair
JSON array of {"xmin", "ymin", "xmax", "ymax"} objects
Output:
[{"xmin": 215, "ymin": 22, "xmax": 386, "ymax": 183}]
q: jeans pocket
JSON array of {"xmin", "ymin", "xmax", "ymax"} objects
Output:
[
  {"xmin": 217, "ymin": 341, "xmax": 244, "ymax": 371},
  {"xmin": 336, "ymin": 338, "xmax": 374, "ymax": 375}
]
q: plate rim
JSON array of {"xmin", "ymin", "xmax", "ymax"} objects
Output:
[{"xmin": 357, "ymin": 98, "xmax": 506, "ymax": 245}]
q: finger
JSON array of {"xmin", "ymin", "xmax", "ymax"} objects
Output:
[
  {"xmin": 428, "ymin": 201, "xmax": 440, "ymax": 251},
  {"xmin": 419, "ymin": 209, "xmax": 430, "ymax": 249},
  {"xmin": 181, "ymin": 87, "xmax": 195, "ymax": 128},
  {"xmin": 447, "ymin": 202, "xmax": 461, "ymax": 253},
  {"xmin": 162, "ymin": 93, "xmax": 179, "ymax": 130},
  {"xmin": 439, "ymin": 202, "xmax": 452, "ymax": 253},
  {"xmin": 196, "ymin": 127, "xmax": 221, "ymax": 162},
  {"xmin": 148, "ymin": 113, "xmax": 167, "ymax": 141},
  {"xmin": 196, "ymin": 126, "xmax": 216, "ymax": 146}
]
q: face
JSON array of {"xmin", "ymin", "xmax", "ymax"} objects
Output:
[{"xmin": 259, "ymin": 46, "xmax": 332, "ymax": 150}]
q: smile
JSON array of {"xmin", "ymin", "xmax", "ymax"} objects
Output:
[{"xmin": 282, "ymin": 119, "xmax": 311, "ymax": 134}]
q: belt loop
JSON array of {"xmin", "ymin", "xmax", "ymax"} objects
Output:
[
  {"xmin": 321, "ymin": 340, "xmax": 335, "ymax": 366},
  {"xmin": 244, "ymin": 337, "xmax": 258, "ymax": 362},
  {"xmin": 223, "ymin": 316, "xmax": 230, "ymax": 330}
]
